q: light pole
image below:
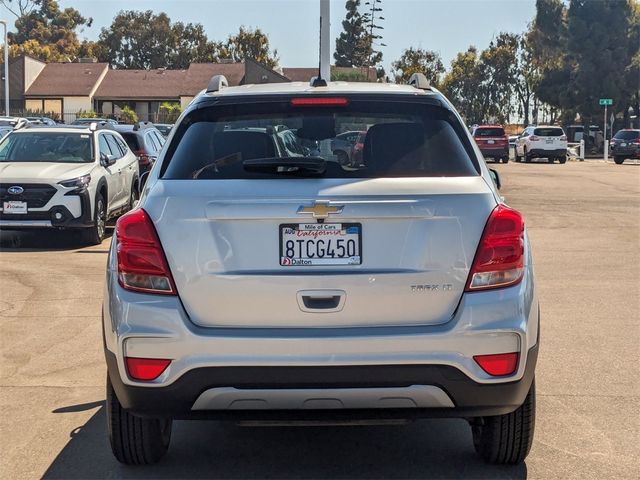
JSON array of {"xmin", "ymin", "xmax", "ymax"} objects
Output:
[{"xmin": 0, "ymin": 20, "xmax": 8, "ymax": 117}]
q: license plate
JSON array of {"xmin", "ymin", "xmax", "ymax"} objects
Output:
[
  {"xmin": 621, "ymin": 143, "xmax": 627, "ymax": 147},
  {"xmin": 3, "ymin": 201, "xmax": 27, "ymax": 214},
  {"xmin": 280, "ymin": 223, "xmax": 362, "ymax": 266},
  {"xmin": 546, "ymin": 139, "xmax": 553, "ymax": 144},
  {"xmin": 487, "ymin": 139, "xmax": 495, "ymax": 144}
]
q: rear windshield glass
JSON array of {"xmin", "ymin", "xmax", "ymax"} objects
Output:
[
  {"xmin": 613, "ymin": 130, "xmax": 639, "ymax": 140},
  {"xmin": 534, "ymin": 127, "xmax": 564, "ymax": 137},
  {"xmin": 0, "ymin": 132, "xmax": 93, "ymax": 163},
  {"xmin": 475, "ymin": 127, "xmax": 505, "ymax": 137},
  {"xmin": 162, "ymin": 100, "xmax": 478, "ymax": 179},
  {"xmin": 120, "ymin": 132, "xmax": 141, "ymax": 151}
]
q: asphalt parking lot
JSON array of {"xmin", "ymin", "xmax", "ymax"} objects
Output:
[{"xmin": 1, "ymin": 159, "xmax": 638, "ymax": 479}]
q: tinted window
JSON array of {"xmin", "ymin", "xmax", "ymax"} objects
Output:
[
  {"xmin": 120, "ymin": 132, "xmax": 141, "ymax": 151},
  {"xmin": 534, "ymin": 128, "xmax": 564, "ymax": 137},
  {"xmin": 105, "ymin": 134, "xmax": 122, "ymax": 158},
  {"xmin": 114, "ymin": 136, "xmax": 129, "ymax": 155},
  {"xmin": 154, "ymin": 131, "xmax": 166, "ymax": 147},
  {"xmin": 98, "ymin": 135, "xmax": 112, "ymax": 156},
  {"xmin": 613, "ymin": 130, "xmax": 639, "ymax": 140},
  {"xmin": 475, "ymin": 127, "xmax": 505, "ymax": 137},
  {"xmin": 0, "ymin": 132, "xmax": 93, "ymax": 163},
  {"xmin": 145, "ymin": 132, "xmax": 160, "ymax": 152},
  {"xmin": 162, "ymin": 100, "xmax": 478, "ymax": 180}
]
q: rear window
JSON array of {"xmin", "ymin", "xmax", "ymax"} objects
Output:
[
  {"xmin": 613, "ymin": 130, "xmax": 639, "ymax": 140},
  {"xmin": 534, "ymin": 127, "xmax": 564, "ymax": 137},
  {"xmin": 120, "ymin": 132, "xmax": 141, "ymax": 151},
  {"xmin": 0, "ymin": 132, "xmax": 93, "ymax": 163},
  {"xmin": 475, "ymin": 127, "xmax": 505, "ymax": 137},
  {"xmin": 162, "ymin": 100, "xmax": 478, "ymax": 179}
]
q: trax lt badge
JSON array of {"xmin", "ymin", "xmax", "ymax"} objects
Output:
[
  {"xmin": 297, "ymin": 202, "xmax": 344, "ymax": 222},
  {"xmin": 7, "ymin": 186, "xmax": 24, "ymax": 195}
]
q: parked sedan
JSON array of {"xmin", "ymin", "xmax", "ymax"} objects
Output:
[
  {"xmin": 610, "ymin": 129, "xmax": 640, "ymax": 164},
  {"xmin": 330, "ymin": 130, "xmax": 361, "ymax": 165}
]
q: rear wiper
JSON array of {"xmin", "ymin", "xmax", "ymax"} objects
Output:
[{"xmin": 242, "ymin": 157, "xmax": 326, "ymax": 175}]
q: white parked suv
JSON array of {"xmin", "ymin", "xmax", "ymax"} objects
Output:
[
  {"xmin": 514, "ymin": 125, "xmax": 568, "ymax": 163},
  {"xmin": 104, "ymin": 74, "xmax": 539, "ymax": 466},
  {"xmin": 0, "ymin": 124, "xmax": 140, "ymax": 244}
]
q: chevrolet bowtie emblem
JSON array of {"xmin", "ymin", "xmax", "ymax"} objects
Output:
[{"xmin": 297, "ymin": 202, "xmax": 344, "ymax": 220}]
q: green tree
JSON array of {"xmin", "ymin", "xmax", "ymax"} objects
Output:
[
  {"xmin": 215, "ymin": 26, "xmax": 279, "ymax": 68},
  {"xmin": 97, "ymin": 10, "xmax": 217, "ymax": 69},
  {"xmin": 565, "ymin": 0, "xmax": 638, "ymax": 127},
  {"xmin": 441, "ymin": 47, "xmax": 485, "ymax": 124},
  {"xmin": 120, "ymin": 105, "xmax": 138, "ymax": 124},
  {"xmin": 334, "ymin": 0, "xmax": 378, "ymax": 68},
  {"xmin": 4, "ymin": 0, "xmax": 92, "ymax": 62},
  {"xmin": 513, "ymin": 34, "xmax": 539, "ymax": 126},
  {"xmin": 391, "ymin": 47, "xmax": 444, "ymax": 86}
]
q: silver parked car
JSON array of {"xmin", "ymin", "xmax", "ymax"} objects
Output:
[{"xmin": 103, "ymin": 74, "xmax": 539, "ymax": 465}]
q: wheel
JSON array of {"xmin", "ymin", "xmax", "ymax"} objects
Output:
[
  {"xmin": 514, "ymin": 147, "xmax": 521, "ymax": 163},
  {"xmin": 548, "ymin": 157, "xmax": 555, "ymax": 163},
  {"xmin": 471, "ymin": 379, "xmax": 536, "ymax": 464},
  {"xmin": 107, "ymin": 375, "xmax": 172, "ymax": 465},
  {"xmin": 83, "ymin": 194, "xmax": 106, "ymax": 245},
  {"xmin": 614, "ymin": 156, "xmax": 625, "ymax": 165},
  {"xmin": 335, "ymin": 150, "xmax": 349, "ymax": 166},
  {"xmin": 558, "ymin": 156, "xmax": 567, "ymax": 164},
  {"xmin": 502, "ymin": 157, "xmax": 509, "ymax": 164},
  {"xmin": 128, "ymin": 181, "xmax": 139, "ymax": 211},
  {"xmin": 524, "ymin": 149, "xmax": 531, "ymax": 163}
]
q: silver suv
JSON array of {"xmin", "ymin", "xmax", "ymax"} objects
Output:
[{"xmin": 103, "ymin": 74, "xmax": 539, "ymax": 465}]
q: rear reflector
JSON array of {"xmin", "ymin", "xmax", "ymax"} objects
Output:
[
  {"xmin": 290, "ymin": 97, "xmax": 349, "ymax": 107},
  {"xmin": 465, "ymin": 204, "xmax": 525, "ymax": 291},
  {"xmin": 116, "ymin": 209, "xmax": 177, "ymax": 295},
  {"xmin": 474, "ymin": 352, "xmax": 519, "ymax": 376},
  {"xmin": 125, "ymin": 357, "xmax": 171, "ymax": 381}
]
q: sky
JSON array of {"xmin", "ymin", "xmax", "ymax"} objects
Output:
[{"xmin": 3, "ymin": 0, "xmax": 537, "ymax": 73}]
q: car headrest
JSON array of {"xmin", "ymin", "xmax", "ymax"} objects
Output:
[{"xmin": 362, "ymin": 123, "xmax": 425, "ymax": 173}]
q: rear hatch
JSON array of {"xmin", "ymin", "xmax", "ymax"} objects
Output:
[
  {"xmin": 146, "ymin": 94, "xmax": 497, "ymax": 328},
  {"xmin": 533, "ymin": 127, "xmax": 567, "ymax": 150},
  {"xmin": 473, "ymin": 127, "xmax": 507, "ymax": 150}
]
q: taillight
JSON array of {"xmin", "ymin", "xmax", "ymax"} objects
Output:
[
  {"xmin": 116, "ymin": 208, "xmax": 177, "ymax": 295},
  {"xmin": 125, "ymin": 357, "xmax": 171, "ymax": 381},
  {"xmin": 529, "ymin": 135, "xmax": 539, "ymax": 141},
  {"xmin": 135, "ymin": 150, "xmax": 153, "ymax": 166},
  {"xmin": 560, "ymin": 135, "xmax": 567, "ymax": 141},
  {"xmin": 353, "ymin": 142, "xmax": 364, "ymax": 151},
  {"xmin": 465, "ymin": 204, "xmax": 525, "ymax": 291},
  {"xmin": 634, "ymin": 138, "xmax": 640, "ymax": 144},
  {"xmin": 474, "ymin": 352, "xmax": 519, "ymax": 376}
]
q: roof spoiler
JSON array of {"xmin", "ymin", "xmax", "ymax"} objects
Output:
[
  {"xmin": 207, "ymin": 75, "xmax": 228, "ymax": 93},
  {"xmin": 408, "ymin": 73, "xmax": 431, "ymax": 90},
  {"xmin": 133, "ymin": 121, "xmax": 152, "ymax": 131}
]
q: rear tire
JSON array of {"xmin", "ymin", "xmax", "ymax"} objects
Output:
[
  {"xmin": 107, "ymin": 376, "xmax": 172, "ymax": 465},
  {"xmin": 83, "ymin": 194, "xmax": 106, "ymax": 245},
  {"xmin": 514, "ymin": 148, "xmax": 521, "ymax": 163},
  {"xmin": 471, "ymin": 379, "xmax": 536, "ymax": 465},
  {"xmin": 335, "ymin": 150, "xmax": 349, "ymax": 166},
  {"xmin": 524, "ymin": 149, "xmax": 532, "ymax": 163},
  {"xmin": 614, "ymin": 156, "xmax": 625, "ymax": 165},
  {"xmin": 558, "ymin": 156, "xmax": 567, "ymax": 164},
  {"xmin": 502, "ymin": 156, "xmax": 509, "ymax": 164}
]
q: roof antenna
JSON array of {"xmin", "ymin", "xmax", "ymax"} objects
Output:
[{"xmin": 311, "ymin": 0, "xmax": 330, "ymax": 87}]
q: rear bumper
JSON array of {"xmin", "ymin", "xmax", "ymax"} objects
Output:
[
  {"xmin": 611, "ymin": 147, "xmax": 640, "ymax": 158},
  {"xmin": 479, "ymin": 147, "xmax": 508, "ymax": 158},
  {"xmin": 528, "ymin": 148, "xmax": 566, "ymax": 158},
  {"xmin": 106, "ymin": 343, "xmax": 538, "ymax": 419}
]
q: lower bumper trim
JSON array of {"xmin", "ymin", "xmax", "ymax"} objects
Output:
[
  {"xmin": 0, "ymin": 219, "xmax": 52, "ymax": 228},
  {"xmin": 191, "ymin": 385, "xmax": 454, "ymax": 410}
]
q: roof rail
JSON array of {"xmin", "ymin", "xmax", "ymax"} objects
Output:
[
  {"xmin": 310, "ymin": 76, "xmax": 327, "ymax": 87},
  {"xmin": 408, "ymin": 73, "xmax": 430, "ymax": 90},
  {"xmin": 13, "ymin": 119, "xmax": 29, "ymax": 130},
  {"xmin": 207, "ymin": 75, "xmax": 228, "ymax": 93}
]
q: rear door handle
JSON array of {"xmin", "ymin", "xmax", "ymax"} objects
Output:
[{"xmin": 297, "ymin": 290, "xmax": 345, "ymax": 313}]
